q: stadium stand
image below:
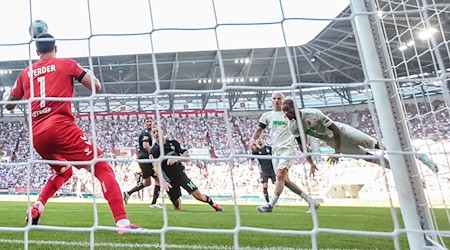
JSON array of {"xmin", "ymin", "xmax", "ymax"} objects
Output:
[{"xmin": 0, "ymin": 102, "xmax": 449, "ymax": 201}]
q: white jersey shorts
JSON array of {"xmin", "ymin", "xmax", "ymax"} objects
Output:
[
  {"xmin": 325, "ymin": 123, "xmax": 377, "ymax": 154},
  {"xmin": 271, "ymin": 147, "xmax": 296, "ymax": 170}
]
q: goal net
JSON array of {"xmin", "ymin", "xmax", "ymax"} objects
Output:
[{"xmin": 0, "ymin": 0, "xmax": 449, "ymax": 249}]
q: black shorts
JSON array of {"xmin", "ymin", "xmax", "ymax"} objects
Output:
[
  {"xmin": 260, "ymin": 172, "xmax": 276, "ymax": 184},
  {"xmin": 167, "ymin": 172, "xmax": 198, "ymax": 201},
  {"xmin": 139, "ymin": 162, "xmax": 156, "ymax": 179},
  {"xmin": 138, "ymin": 152, "xmax": 156, "ymax": 179}
]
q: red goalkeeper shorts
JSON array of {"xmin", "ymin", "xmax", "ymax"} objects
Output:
[{"xmin": 33, "ymin": 121, "xmax": 103, "ymax": 171}]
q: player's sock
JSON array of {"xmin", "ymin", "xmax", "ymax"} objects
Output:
[
  {"xmin": 204, "ymin": 195, "xmax": 215, "ymax": 206},
  {"xmin": 204, "ymin": 195, "xmax": 223, "ymax": 211},
  {"xmin": 366, "ymin": 152, "xmax": 391, "ymax": 169},
  {"xmin": 299, "ymin": 191, "xmax": 314, "ymax": 204},
  {"xmin": 116, "ymin": 219, "xmax": 131, "ymax": 227},
  {"xmin": 94, "ymin": 162, "xmax": 127, "ymax": 222},
  {"xmin": 263, "ymin": 188, "xmax": 269, "ymax": 203},
  {"xmin": 127, "ymin": 182, "xmax": 145, "ymax": 196},
  {"xmin": 38, "ymin": 167, "xmax": 73, "ymax": 206},
  {"xmin": 268, "ymin": 195, "xmax": 279, "ymax": 208},
  {"xmin": 418, "ymin": 154, "xmax": 439, "ymax": 173},
  {"xmin": 172, "ymin": 199, "xmax": 181, "ymax": 210},
  {"xmin": 151, "ymin": 185, "xmax": 160, "ymax": 205},
  {"xmin": 116, "ymin": 218, "xmax": 143, "ymax": 234},
  {"xmin": 34, "ymin": 201, "xmax": 45, "ymax": 212}
]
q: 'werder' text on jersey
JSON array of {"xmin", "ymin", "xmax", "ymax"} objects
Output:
[{"xmin": 10, "ymin": 58, "xmax": 86, "ymax": 135}]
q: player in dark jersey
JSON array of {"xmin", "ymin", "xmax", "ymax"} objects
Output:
[
  {"xmin": 150, "ymin": 127, "xmax": 223, "ymax": 212},
  {"xmin": 123, "ymin": 117, "xmax": 161, "ymax": 208},
  {"xmin": 5, "ymin": 33, "xmax": 139, "ymax": 233},
  {"xmin": 249, "ymin": 138, "xmax": 276, "ymax": 203}
]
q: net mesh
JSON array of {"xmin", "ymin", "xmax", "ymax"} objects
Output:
[{"xmin": 0, "ymin": 0, "xmax": 449, "ymax": 249}]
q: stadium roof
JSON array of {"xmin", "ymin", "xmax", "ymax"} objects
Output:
[
  {"xmin": 0, "ymin": 0, "xmax": 449, "ymax": 115},
  {"xmin": 0, "ymin": 0, "xmax": 350, "ymax": 60}
]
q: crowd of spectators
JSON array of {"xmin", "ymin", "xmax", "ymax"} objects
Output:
[{"xmin": 0, "ymin": 101, "xmax": 449, "ymax": 200}]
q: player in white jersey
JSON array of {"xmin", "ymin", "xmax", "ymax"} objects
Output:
[
  {"xmin": 250, "ymin": 92, "xmax": 320, "ymax": 213},
  {"xmin": 282, "ymin": 99, "xmax": 439, "ymax": 173}
]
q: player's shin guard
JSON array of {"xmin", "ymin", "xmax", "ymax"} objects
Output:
[
  {"xmin": 93, "ymin": 162, "xmax": 127, "ymax": 222},
  {"xmin": 205, "ymin": 195, "xmax": 223, "ymax": 212},
  {"xmin": 127, "ymin": 182, "xmax": 145, "ymax": 195},
  {"xmin": 263, "ymin": 188, "xmax": 269, "ymax": 203},
  {"xmin": 418, "ymin": 154, "xmax": 439, "ymax": 173},
  {"xmin": 299, "ymin": 191, "xmax": 314, "ymax": 204},
  {"xmin": 204, "ymin": 195, "xmax": 214, "ymax": 206},
  {"xmin": 38, "ymin": 167, "xmax": 73, "ymax": 206},
  {"xmin": 172, "ymin": 198, "xmax": 181, "ymax": 210},
  {"xmin": 268, "ymin": 195, "xmax": 279, "ymax": 208},
  {"xmin": 151, "ymin": 185, "xmax": 160, "ymax": 205}
]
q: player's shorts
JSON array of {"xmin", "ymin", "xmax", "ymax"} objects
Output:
[
  {"xmin": 33, "ymin": 121, "xmax": 103, "ymax": 172},
  {"xmin": 271, "ymin": 148, "xmax": 296, "ymax": 170},
  {"xmin": 167, "ymin": 172, "xmax": 198, "ymax": 201},
  {"xmin": 139, "ymin": 162, "xmax": 156, "ymax": 179},
  {"xmin": 135, "ymin": 172, "xmax": 143, "ymax": 184},
  {"xmin": 260, "ymin": 172, "xmax": 276, "ymax": 184},
  {"xmin": 326, "ymin": 123, "xmax": 377, "ymax": 155},
  {"xmin": 138, "ymin": 151, "xmax": 157, "ymax": 179}
]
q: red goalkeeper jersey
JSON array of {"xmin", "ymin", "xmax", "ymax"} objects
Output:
[{"xmin": 10, "ymin": 58, "xmax": 86, "ymax": 135}]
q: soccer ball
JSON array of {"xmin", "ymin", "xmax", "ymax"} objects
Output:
[{"xmin": 29, "ymin": 20, "xmax": 49, "ymax": 38}]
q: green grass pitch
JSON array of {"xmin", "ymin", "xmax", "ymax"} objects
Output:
[{"xmin": 0, "ymin": 201, "xmax": 448, "ymax": 249}]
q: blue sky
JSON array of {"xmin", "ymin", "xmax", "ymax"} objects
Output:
[{"xmin": 0, "ymin": 0, "xmax": 349, "ymax": 61}]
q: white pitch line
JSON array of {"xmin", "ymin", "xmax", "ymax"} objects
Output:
[
  {"xmin": 0, "ymin": 207, "xmax": 378, "ymax": 218},
  {"xmin": 0, "ymin": 239, "xmax": 358, "ymax": 250}
]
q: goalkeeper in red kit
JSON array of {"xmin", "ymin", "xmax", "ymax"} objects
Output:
[{"xmin": 5, "ymin": 33, "xmax": 140, "ymax": 234}]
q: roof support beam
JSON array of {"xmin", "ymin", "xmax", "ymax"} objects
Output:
[
  {"xmin": 257, "ymin": 90, "xmax": 267, "ymax": 110},
  {"xmin": 169, "ymin": 53, "xmax": 179, "ymax": 110},
  {"xmin": 136, "ymin": 55, "xmax": 141, "ymax": 111},
  {"xmin": 97, "ymin": 57, "xmax": 110, "ymax": 113},
  {"xmin": 227, "ymin": 49, "xmax": 255, "ymax": 105},
  {"xmin": 201, "ymin": 51, "xmax": 220, "ymax": 109},
  {"xmin": 309, "ymin": 44, "xmax": 361, "ymax": 69},
  {"xmin": 293, "ymin": 48, "xmax": 305, "ymax": 108},
  {"xmin": 304, "ymin": 45, "xmax": 360, "ymax": 82},
  {"xmin": 297, "ymin": 46, "xmax": 328, "ymax": 83},
  {"xmin": 201, "ymin": 93, "xmax": 210, "ymax": 110},
  {"xmin": 314, "ymin": 37, "xmax": 357, "ymax": 51},
  {"xmin": 259, "ymin": 48, "xmax": 279, "ymax": 87},
  {"xmin": 308, "ymin": 43, "xmax": 361, "ymax": 62}
]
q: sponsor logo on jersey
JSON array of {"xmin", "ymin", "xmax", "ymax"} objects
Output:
[
  {"xmin": 272, "ymin": 120, "xmax": 286, "ymax": 126},
  {"xmin": 84, "ymin": 148, "xmax": 92, "ymax": 156},
  {"xmin": 31, "ymin": 107, "xmax": 52, "ymax": 118}
]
